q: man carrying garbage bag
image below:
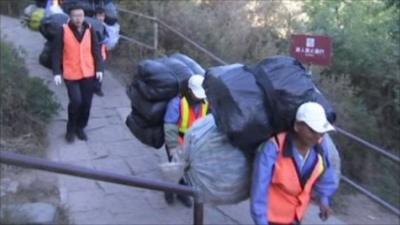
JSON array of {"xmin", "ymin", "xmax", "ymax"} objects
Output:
[
  {"xmin": 163, "ymin": 75, "xmax": 209, "ymax": 207},
  {"xmin": 251, "ymin": 102, "xmax": 339, "ymax": 225}
]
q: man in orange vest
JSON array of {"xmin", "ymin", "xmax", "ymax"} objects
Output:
[
  {"xmin": 163, "ymin": 75, "xmax": 209, "ymax": 207},
  {"xmin": 52, "ymin": 3, "xmax": 104, "ymax": 143},
  {"xmin": 251, "ymin": 102, "xmax": 339, "ymax": 225}
]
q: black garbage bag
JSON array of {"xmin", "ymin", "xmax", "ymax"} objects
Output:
[
  {"xmin": 39, "ymin": 41, "xmax": 52, "ymax": 69},
  {"xmin": 170, "ymin": 53, "xmax": 205, "ymax": 75},
  {"xmin": 248, "ymin": 56, "xmax": 316, "ymax": 132},
  {"xmin": 204, "ymin": 64, "xmax": 272, "ymax": 153},
  {"xmin": 125, "ymin": 112, "xmax": 164, "ymax": 149},
  {"xmin": 39, "ymin": 13, "xmax": 69, "ymax": 41},
  {"xmin": 205, "ymin": 56, "xmax": 337, "ymax": 153},
  {"xmin": 127, "ymin": 83, "xmax": 169, "ymax": 125},
  {"xmin": 159, "ymin": 57, "xmax": 193, "ymax": 92},
  {"xmin": 136, "ymin": 59, "xmax": 179, "ymax": 101}
]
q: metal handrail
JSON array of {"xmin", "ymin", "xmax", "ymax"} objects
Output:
[
  {"xmin": 155, "ymin": 19, "xmax": 227, "ymax": 65},
  {"xmin": 117, "ymin": 8, "xmax": 226, "ymax": 65},
  {"xmin": 335, "ymin": 127, "xmax": 399, "ymax": 163},
  {"xmin": 0, "ymin": 151, "xmax": 204, "ymax": 225},
  {"xmin": 118, "ymin": 8, "xmax": 157, "ymax": 21},
  {"xmin": 341, "ymin": 176, "xmax": 400, "ymax": 215},
  {"xmin": 119, "ymin": 34, "xmax": 155, "ymax": 50}
]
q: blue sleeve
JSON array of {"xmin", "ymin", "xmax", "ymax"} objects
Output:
[
  {"xmin": 164, "ymin": 97, "xmax": 180, "ymax": 124},
  {"xmin": 250, "ymin": 141, "xmax": 278, "ymax": 225},
  {"xmin": 313, "ymin": 137, "xmax": 340, "ymax": 206}
]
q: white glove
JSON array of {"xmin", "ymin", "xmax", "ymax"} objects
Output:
[
  {"xmin": 54, "ymin": 75, "xmax": 62, "ymax": 86},
  {"xmin": 96, "ymin": 71, "xmax": 103, "ymax": 82}
]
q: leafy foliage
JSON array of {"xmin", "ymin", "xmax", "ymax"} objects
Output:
[{"xmin": 0, "ymin": 41, "xmax": 59, "ymax": 155}]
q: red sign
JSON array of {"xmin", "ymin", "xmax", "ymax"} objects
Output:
[{"xmin": 290, "ymin": 34, "xmax": 332, "ymax": 66}]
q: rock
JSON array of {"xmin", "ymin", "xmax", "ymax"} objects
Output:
[
  {"xmin": 0, "ymin": 178, "xmax": 19, "ymax": 197},
  {"xmin": 0, "ymin": 202, "xmax": 58, "ymax": 224}
]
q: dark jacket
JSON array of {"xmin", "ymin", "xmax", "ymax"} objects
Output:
[{"xmin": 51, "ymin": 20, "xmax": 104, "ymax": 76}]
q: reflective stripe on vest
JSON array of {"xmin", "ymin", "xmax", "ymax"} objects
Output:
[
  {"xmin": 178, "ymin": 97, "xmax": 208, "ymax": 134},
  {"xmin": 62, "ymin": 24, "xmax": 95, "ymax": 80},
  {"xmin": 268, "ymin": 132, "xmax": 325, "ymax": 224}
]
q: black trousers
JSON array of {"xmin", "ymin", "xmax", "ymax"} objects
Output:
[{"xmin": 65, "ymin": 77, "xmax": 95, "ymax": 134}]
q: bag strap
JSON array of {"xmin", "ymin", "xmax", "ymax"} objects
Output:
[{"xmin": 244, "ymin": 65, "xmax": 280, "ymax": 133}]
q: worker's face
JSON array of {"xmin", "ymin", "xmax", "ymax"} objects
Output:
[
  {"xmin": 70, "ymin": 9, "xmax": 85, "ymax": 27},
  {"xmin": 96, "ymin": 13, "xmax": 106, "ymax": 22},
  {"xmin": 294, "ymin": 121, "xmax": 324, "ymax": 146}
]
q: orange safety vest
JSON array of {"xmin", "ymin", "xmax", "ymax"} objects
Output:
[
  {"xmin": 62, "ymin": 24, "xmax": 95, "ymax": 80},
  {"xmin": 178, "ymin": 97, "xmax": 208, "ymax": 144},
  {"xmin": 268, "ymin": 132, "xmax": 326, "ymax": 224}
]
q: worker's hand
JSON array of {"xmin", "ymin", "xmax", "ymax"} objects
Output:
[
  {"xmin": 96, "ymin": 71, "xmax": 103, "ymax": 82},
  {"xmin": 54, "ymin": 75, "xmax": 62, "ymax": 86},
  {"xmin": 318, "ymin": 203, "xmax": 333, "ymax": 221},
  {"xmin": 169, "ymin": 146, "xmax": 183, "ymax": 162}
]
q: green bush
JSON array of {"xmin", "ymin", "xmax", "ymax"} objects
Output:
[
  {"xmin": 317, "ymin": 74, "xmax": 400, "ymax": 208},
  {"xmin": 0, "ymin": 40, "xmax": 59, "ymax": 155}
]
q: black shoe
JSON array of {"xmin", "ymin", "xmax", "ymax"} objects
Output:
[
  {"xmin": 65, "ymin": 132, "xmax": 75, "ymax": 143},
  {"xmin": 94, "ymin": 89, "xmax": 104, "ymax": 97},
  {"xmin": 176, "ymin": 194, "xmax": 192, "ymax": 208},
  {"xmin": 76, "ymin": 129, "xmax": 88, "ymax": 141},
  {"xmin": 164, "ymin": 192, "xmax": 174, "ymax": 205}
]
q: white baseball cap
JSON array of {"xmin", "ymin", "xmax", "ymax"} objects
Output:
[
  {"xmin": 188, "ymin": 75, "xmax": 206, "ymax": 99},
  {"xmin": 296, "ymin": 102, "xmax": 335, "ymax": 133}
]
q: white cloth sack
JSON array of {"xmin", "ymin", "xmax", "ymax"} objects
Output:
[{"xmin": 183, "ymin": 115, "xmax": 251, "ymax": 205}]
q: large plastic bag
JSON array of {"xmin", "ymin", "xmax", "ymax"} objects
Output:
[
  {"xmin": 39, "ymin": 13, "xmax": 69, "ymax": 41},
  {"xmin": 127, "ymin": 83, "xmax": 169, "ymax": 125},
  {"xmin": 170, "ymin": 53, "xmax": 205, "ymax": 75},
  {"xmin": 126, "ymin": 55, "xmax": 204, "ymax": 148},
  {"xmin": 45, "ymin": 0, "xmax": 65, "ymax": 17},
  {"xmin": 204, "ymin": 64, "xmax": 272, "ymax": 153},
  {"xmin": 29, "ymin": 8, "xmax": 45, "ymax": 31},
  {"xmin": 205, "ymin": 56, "xmax": 336, "ymax": 153},
  {"xmin": 184, "ymin": 115, "xmax": 251, "ymax": 205},
  {"xmin": 160, "ymin": 147, "xmax": 186, "ymax": 183},
  {"xmin": 161, "ymin": 57, "xmax": 193, "ymax": 82},
  {"xmin": 125, "ymin": 112, "xmax": 164, "ymax": 149},
  {"xmin": 248, "ymin": 56, "xmax": 316, "ymax": 132},
  {"xmin": 104, "ymin": 1, "xmax": 118, "ymax": 19},
  {"xmin": 160, "ymin": 57, "xmax": 193, "ymax": 93},
  {"xmin": 104, "ymin": 23, "xmax": 120, "ymax": 50},
  {"xmin": 136, "ymin": 59, "xmax": 179, "ymax": 101}
]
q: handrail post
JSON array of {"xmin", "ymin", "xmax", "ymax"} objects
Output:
[
  {"xmin": 153, "ymin": 20, "xmax": 158, "ymax": 57},
  {"xmin": 153, "ymin": 20, "xmax": 158, "ymax": 51},
  {"xmin": 193, "ymin": 195, "xmax": 204, "ymax": 225}
]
